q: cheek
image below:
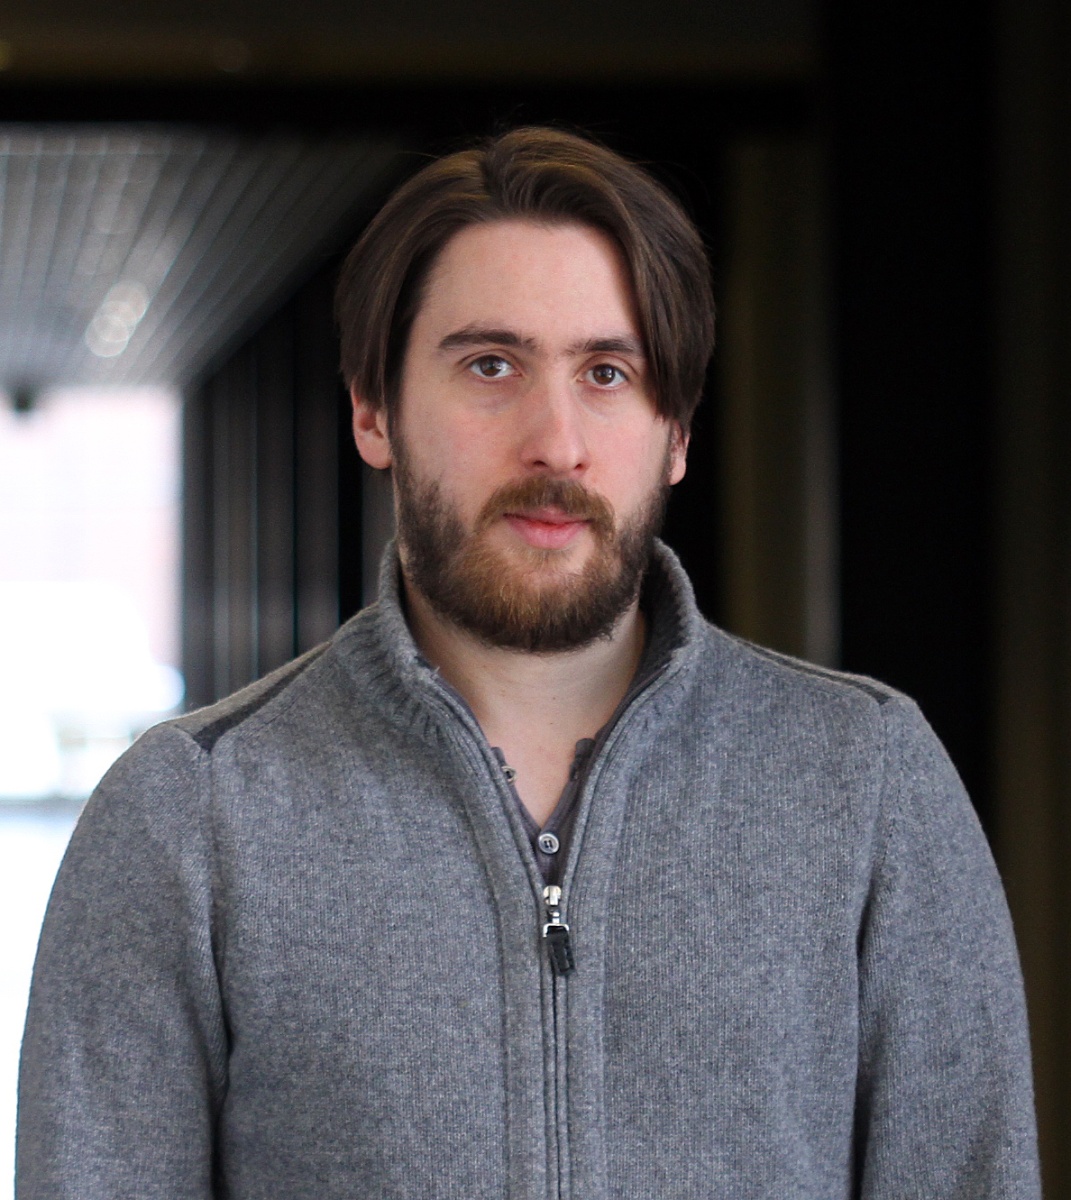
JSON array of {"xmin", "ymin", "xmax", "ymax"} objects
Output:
[
  {"xmin": 603, "ymin": 429, "xmax": 677, "ymax": 497},
  {"xmin": 400, "ymin": 422, "xmax": 509, "ymax": 521},
  {"xmin": 394, "ymin": 399, "xmax": 478, "ymax": 479}
]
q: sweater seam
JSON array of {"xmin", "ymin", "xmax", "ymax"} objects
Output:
[
  {"xmin": 726, "ymin": 635, "xmax": 898, "ymax": 705},
  {"xmin": 188, "ymin": 643, "xmax": 331, "ymax": 751},
  {"xmin": 149, "ymin": 724, "xmax": 230, "ymax": 1114}
]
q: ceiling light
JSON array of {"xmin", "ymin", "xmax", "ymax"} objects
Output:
[{"xmin": 85, "ymin": 281, "xmax": 149, "ymax": 359}]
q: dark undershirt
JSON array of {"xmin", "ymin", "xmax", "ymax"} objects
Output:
[
  {"xmin": 490, "ymin": 584, "xmax": 673, "ymax": 884},
  {"xmin": 491, "ymin": 740, "xmax": 595, "ymax": 884}
]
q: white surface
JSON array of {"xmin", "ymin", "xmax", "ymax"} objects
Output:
[
  {"xmin": 0, "ymin": 386, "xmax": 182, "ymax": 803},
  {"xmin": 0, "ymin": 580, "xmax": 184, "ymax": 800},
  {"xmin": 0, "ymin": 808, "xmax": 78, "ymax": 1199}
]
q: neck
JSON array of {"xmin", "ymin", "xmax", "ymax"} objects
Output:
[{"xmin": 402, "ymin": 579, "xmax": 646, "ymax": 749}]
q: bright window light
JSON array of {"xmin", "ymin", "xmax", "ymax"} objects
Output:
[{"xmin": 0, "ymin": 386, "xmax": 183, "ymax": 802}]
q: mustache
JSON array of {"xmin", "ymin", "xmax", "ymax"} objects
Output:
[{"xmin": 474, "ymin": 477, "xmax": 615, "ymax": 538}]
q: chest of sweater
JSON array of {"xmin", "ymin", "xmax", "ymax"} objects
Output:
[{"xmin": 205, "ymin": 709, "xmax": 865, "ymax": 1200}]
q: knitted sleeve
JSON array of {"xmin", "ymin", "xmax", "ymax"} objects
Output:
[
  {"xmin": 16, "ymin": 722, "xmax": 226, "ymax": 1200},
  {"xmin": 855, "ymin": 695, "xmax": 1041, "ymax": 1198}
]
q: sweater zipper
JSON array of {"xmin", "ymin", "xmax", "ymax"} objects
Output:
[
  {"xmin": 426, "ymin": 663, "xmax": 669, "ymax": 1199},
  {"xmin": 542, "ymin": 884, "xmax": 570, "ymax": 1199},
  {"xmin": 532, "ymin": 669, "xmax": 664, "ymax": 1198},
  {"xmin": 542, "ymin": 884, "xmax": 575, "ymax": 975},
  {"xmin": 535, "ymin": 664, "xmax": 662, "ymax": 981}
]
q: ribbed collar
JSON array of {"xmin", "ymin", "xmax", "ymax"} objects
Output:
[{"xmin": 331, "ymin": 538, "xmax": 706, "ymax": 739}]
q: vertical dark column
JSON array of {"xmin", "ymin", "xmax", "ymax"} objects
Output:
[
  {"xmin": 294, "ymin": 264, "xmax": 348, "ymax": 650},
  {"xmin": 828, "ymin": 0, "xmax": 995, "ymax": 824},
  {"xmin": 994, "ymin": 0, "xmax": 1071, "ymax": 1183},
  {"xmin": 220, "ymin": 347, "xmax": 260, "ymax": 696},
  {"xmin": 254, "ymin": 307, "xmax": 297, "ymax": 675},
  {"xmin": 653, "ymin": 129, "xmax": 725, "ymax": 627},
  {"xmin": 181, "ymin": 258, "xmax": 356, "ymax": 705},
  {"xmin": 717, "ymin": 135, "xmax": 837, "ymax": 665}
]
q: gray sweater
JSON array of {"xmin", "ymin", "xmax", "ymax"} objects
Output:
[{"xmin": 17, "ymin": 543, "xmax": 1040, "ymax": 1199}]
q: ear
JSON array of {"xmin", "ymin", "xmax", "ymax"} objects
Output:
[
  {"xmin": 351, "ymin": 386, "xmax": 393, "ymax": 470},
  {"xmin": 667, "ymin": 422, "xmax": 689, "ymax": 485}
]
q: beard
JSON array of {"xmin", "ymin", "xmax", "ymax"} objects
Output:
[{"xmin": 392, "ymin": 440, "xmax": 670, "ymax": 654}]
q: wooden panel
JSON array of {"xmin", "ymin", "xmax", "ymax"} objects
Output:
[
  {"xmin": 718, "ymin": 135, "xmax": 837, "ymax": 665},
  {"xmin": 293, "ymin": 266, "xmax": 343, "ymax": 652},
  {"xmin": 254, "ymin": 309, "xmax": 297, "ymax": 675},
  {"xmin": 994, "ymin": 0, "xmax": 1071, "ymax": 1185},
  {"xmin": 181, "ymin": 259, "xmax": 354, "ymax": 704}
]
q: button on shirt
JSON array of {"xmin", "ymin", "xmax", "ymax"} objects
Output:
[{"xmin": 493, "ymin": 740, "xmax": 596, "ymax": 883}]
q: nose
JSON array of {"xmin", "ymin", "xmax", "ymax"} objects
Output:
[{"xmin": 517, "ymin": 384, "xmax": 589, "ymax": 477}]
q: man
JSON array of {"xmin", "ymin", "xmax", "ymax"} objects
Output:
[{"xmin": 18, "ymin": 127, "xmax": 1039, "ymax": 1198}]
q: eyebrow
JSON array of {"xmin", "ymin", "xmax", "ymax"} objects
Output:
[
  {"xmin": 565, "ymin": 335, "xmax": 645, "ymax": 358},
  {"xmin": 438, "ymin": 327, "xmax": 538, "ymax": 353},
  {"xmin": 437, "ymin": 326, "xmax": 645, "ymax": 359}
]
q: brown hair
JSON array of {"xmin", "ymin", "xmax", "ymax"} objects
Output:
[{"xmin": 336, "ymin": 126, "xmax": 714, "ymax": 431}]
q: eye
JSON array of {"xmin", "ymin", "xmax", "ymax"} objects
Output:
[
  {"xmin": 586, "ymin": 363, "xmax": 627, "ymax": 388},
  {"xmin": 468, "ymin": 354, "xmax": 516, "ymax": 380}
]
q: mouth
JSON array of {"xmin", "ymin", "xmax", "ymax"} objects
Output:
[{"xmin": 501, "ymin": 507, "xmax": 591, "ymax": 550}]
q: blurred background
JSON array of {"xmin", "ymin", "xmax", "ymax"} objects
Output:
[{"xmin": 0, "ymin": 0, "xmax": 1067, "ymax": 1192}]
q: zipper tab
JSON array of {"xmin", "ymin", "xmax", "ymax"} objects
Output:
[{"xmin": 542, "ymin": 884, "xmax": 575, "ymax": 975}]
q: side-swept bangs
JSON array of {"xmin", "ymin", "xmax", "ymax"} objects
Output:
[{"xmin": 336, "ymin": 127, "xmax": 714, "ymax": 432}]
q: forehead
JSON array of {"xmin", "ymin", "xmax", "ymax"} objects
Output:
[{"xmin": 412, "ymin": 219, "xmax": 641, "ymax": 345}]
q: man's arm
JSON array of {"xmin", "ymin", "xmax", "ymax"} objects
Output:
[
  {"xmin": 855, "ymin": 696, "xmax": 1040, "ymax": 1197},
  {"xmin": 16, "ymin": 723, "xmax": 227, "ymax": 1200}
]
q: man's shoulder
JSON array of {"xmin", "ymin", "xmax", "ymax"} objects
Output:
[
  {"xmin": 171, "ymin": 639, "xmax": 338, "ymax": 755},
  {"xmin": 694, "ymin": 620, "xmax": 909, "ymax": 715},
  {"xmin": 678, "ymin": 620, "xmax": 954, "ymax": 778},
  {"xmin": 648, "ymin": 541, "xmax": 908, "ymax": 726},
  {"xmin": 158, "ymin": 599, "xmax": 405, "ymax": 764}
]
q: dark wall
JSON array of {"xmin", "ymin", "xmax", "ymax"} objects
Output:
[
  {"xmin": 182, "ymin": 260, "xmax": 359, "ymax": 707},
  {"xmin": 828, "ymin": 0, "xmax": 995, "ymax": 825},
  {"xmin": 0, "ymin": 0, "xmax": 816, "ymax": 89}
]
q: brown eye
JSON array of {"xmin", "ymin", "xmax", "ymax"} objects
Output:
[
  {"xmin": 469, "ymin": 355, "xmax": 514, "ymax": 379},
  {"xmin": 588, "ymin": 363, "xmax": 625, "ymax": 387}
]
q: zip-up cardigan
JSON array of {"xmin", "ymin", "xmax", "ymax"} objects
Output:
[{"xmin": 17, "ymin": 541, "xmax": 1040, "ymax": 1199}]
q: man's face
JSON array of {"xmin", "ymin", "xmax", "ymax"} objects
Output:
[{"xmin": 354, "ymin": 218, "xmax": 687, "ymax": 652}]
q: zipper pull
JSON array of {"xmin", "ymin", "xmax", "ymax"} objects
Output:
[{"xmin": 542, "ymin": 884, "xmax": 575, "ymax": 976}]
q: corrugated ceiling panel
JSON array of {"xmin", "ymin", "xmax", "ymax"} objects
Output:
[{"xmin": 0, "ymin": 127, "xmax": 403, "ymax": 391}]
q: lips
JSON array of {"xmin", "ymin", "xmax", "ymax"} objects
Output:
[
  {"xmin": 503, "ymin": 508, "xmax": 590, "ymax": 550},
  {"xmin": 474, "ymin": 477, "xmax": 616, "ymax": 547},
  {"xmin": 507, "ymin": 505, "xmax": 588, "ymax": 526}
]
